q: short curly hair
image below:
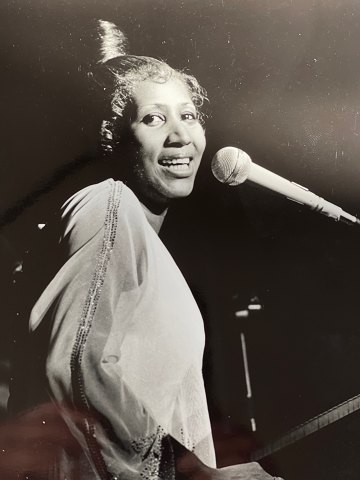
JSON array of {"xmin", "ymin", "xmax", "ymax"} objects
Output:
[{"xmin": 94, "ymin": 55, "xmax": 208, "ymax": 153}]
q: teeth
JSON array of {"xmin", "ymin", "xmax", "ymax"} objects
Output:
[
  {"xmin": 159, "ymin": 157, "xmax": 191, "ymax": 166},
  {"xmin": 169, "ymin": 164, "xmax": 190, "ymax": 171}
]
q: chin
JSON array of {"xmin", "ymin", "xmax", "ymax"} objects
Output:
[
  {"xmin": 163, "ymin": 181, "xmax": 195, "ymax": 199},
  {"xmin": 134, "ymin": 176, "xmax": 197, "ymax": 211}
]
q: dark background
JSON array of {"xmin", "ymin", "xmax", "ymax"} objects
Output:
[{"xmin": 1, "ymin": 1, "xmax": 360, "ymax": 478}]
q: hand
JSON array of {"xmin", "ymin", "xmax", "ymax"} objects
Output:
[
  {"xmin": 176, "ymin": 444, "xmax": 282, "ymax": 480},
  {"xmin": 215, "ymin": 462, "xmax": 282, "ymax": 480}
]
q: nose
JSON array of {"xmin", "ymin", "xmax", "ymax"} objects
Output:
[{"xmin": 164, "ymin": 118, "xmax": 191, "ymax": 147}]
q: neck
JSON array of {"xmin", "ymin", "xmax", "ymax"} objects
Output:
[
  {"xmin": 127, "ymin": 181, "xmax": 170, "ymax": 215},
  {"xmin": 140, "ymin": 202, "xmax": 167, "ymax": 234}
]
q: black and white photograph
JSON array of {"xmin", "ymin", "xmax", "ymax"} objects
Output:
[{"xmin": 1, "ymin": 1, "xmax": 360, "ymax": 479}]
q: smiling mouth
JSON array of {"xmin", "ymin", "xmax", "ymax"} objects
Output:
[{"xmin": 158, "ymin": 157, "xmax": 192, "ymax": 171}]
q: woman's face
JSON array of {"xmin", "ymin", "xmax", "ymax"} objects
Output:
[{"xmin": 127, "ymin": 77, "xmax": 206, "ymax": 209}]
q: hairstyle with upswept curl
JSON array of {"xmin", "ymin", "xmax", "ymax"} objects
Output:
[{"xmin": 91, "ymin": 20, "xmax": 208, "ymax": 153}]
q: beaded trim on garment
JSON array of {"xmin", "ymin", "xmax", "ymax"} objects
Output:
[
  {"xmin": 131, "ymin": 425, "xmax": 172, "ymax": 480},
  {"xmin": 70, "ymin": 180, "xmax": 122, "ymax": 480}
]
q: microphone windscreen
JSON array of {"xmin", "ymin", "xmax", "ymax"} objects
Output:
[{"xmin": 211, "ymin": 147, "xmax": 252, "ymax": 186}]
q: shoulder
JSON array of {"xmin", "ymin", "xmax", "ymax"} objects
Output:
[
  {"xmin": 61, "ymin": 179, "xmax": 113, "ymax": 246},
  {"xmin": 60, "ymin": 179, "xmax": 145, "ymax": 254}
]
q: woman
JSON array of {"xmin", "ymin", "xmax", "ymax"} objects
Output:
[{"xmin": 8, "ymin": 20, "xmax": 279, "ymax": 480}]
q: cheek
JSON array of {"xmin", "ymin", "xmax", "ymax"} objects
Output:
[
  {"xmin": 195, "ymin": 127, "xmax": 206, "ymax": 153},
  {"xmin": 134, "ymin": 147, "xmax": 160, "ymax": 182},
  {"xmin": 137, "ymin": 148, "xmax": 160, "ymax": 174},
  {"xmin": 133, "ymin": 126, "xmax": 162, "ymax": 159}
]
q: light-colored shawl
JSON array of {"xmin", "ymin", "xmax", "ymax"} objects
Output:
[{"xmin": 29, "ymin": 179, "xmax": 216, "ymax": 479}]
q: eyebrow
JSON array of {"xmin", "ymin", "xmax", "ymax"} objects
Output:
[{"xmin": 138, "ymin": 102, "xmax": 195, "ymax": 110}]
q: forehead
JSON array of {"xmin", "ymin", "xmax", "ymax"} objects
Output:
[{"xmin": 132, "ymin": 78, "xmax": 194, "ymax": 109}]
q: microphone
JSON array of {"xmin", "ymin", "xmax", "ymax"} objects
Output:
[{"xmin": 211, "ymin": 146, "xmax": 360, "ymax": 225}]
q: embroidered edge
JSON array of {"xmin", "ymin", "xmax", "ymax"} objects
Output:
[{"xmin": 70, "ymin": 180, "xmax": 122, "ymax": 480}]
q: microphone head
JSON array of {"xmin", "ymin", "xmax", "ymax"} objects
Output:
[{"xmin": 211, "ymin": 147, "xmax": 252, "ymax": 186}]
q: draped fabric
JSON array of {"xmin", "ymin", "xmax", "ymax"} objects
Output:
[{"xmin": 28, "ymin": 179, "xmax": 216, "ymax": 479}]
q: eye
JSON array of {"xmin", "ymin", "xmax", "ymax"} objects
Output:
[
  {"xmin": 141, "ymin": 113, "xmax": 166, "ymax": 126},
  {"xmin": 181, "ymin": 112, "xmax": 198, "ymax": 122}
]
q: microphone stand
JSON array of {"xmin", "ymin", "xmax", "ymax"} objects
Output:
[{"xmin": 235, "ymin": 297, "xmax": 262, "ymax": 433}]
